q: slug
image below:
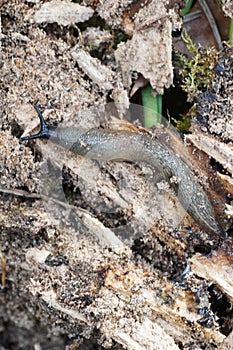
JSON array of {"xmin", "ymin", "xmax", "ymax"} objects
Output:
[{"xmin": 20, "ymin": 105, "xmax": 221, "ymax": 234}]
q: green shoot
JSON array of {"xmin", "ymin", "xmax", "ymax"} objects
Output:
[{"xmin": 141, "ymin": 85, "xmax": 162, "ymax": 128}]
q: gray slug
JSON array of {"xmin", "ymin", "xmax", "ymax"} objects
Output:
[{"xmin": 20, "ymin": 105, "xmax": 221, "ymax": 234}]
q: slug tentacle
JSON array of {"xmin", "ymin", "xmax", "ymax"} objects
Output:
[
  {"xmin": 20, "ymin": 106, "xmax": 222, "ymax": 234},
  {"xmin": 20, "ymin": 105, "xmax": 57, "ymax": 141}
]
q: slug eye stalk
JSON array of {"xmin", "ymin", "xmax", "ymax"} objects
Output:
[{"xmin": 20, "ymin": 105, "xmax": 56, "ymax": 141}]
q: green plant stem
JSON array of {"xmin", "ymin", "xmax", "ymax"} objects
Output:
[
  {"xmin": 141, "ymin": 86, "xmax": 162, "ymax": 128},
  {"xmin": 180, "ymin": 0, "xmax": 193, "ymax": 16}
]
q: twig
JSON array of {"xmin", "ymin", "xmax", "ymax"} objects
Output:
[
  {"xmin": 197, "ymin": 0, "xmax": 223, "ymax": 50},
  {"xmin": 0, "ymin": 251, "xmax": 6, "ymax": 287},
  {"xmin": 0, "ymin": 187, "xmax": 41, "ymax": 199},
  {"xmin": 183, "ymin": 10, "xmax": 202, "ymax": 24}
]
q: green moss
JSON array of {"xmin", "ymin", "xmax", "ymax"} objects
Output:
[
  {"xmin": 172, "ymin": 105, "xmax": 196, "ymax": 131},
  {"xmin": 111, "ymin": 28, "xmax": 130, "ymax": 49},
  {"xmin": 177, "ymin": 29, "xmax": 219, "ymax": 102}
]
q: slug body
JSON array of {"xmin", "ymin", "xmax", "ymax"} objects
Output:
[{"xmin": 21, "ymin": 105, "xmax": 221, "ymax": 234}]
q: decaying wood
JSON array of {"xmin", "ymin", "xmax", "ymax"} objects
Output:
[
  {"xmin": 191, "ymin": 250, "xmax": 233, "ymax": 303},
  {"xmin": 71, "ymin": 49, "xmax": 114, "ymax": 91},
  {"xmin": 33, "ymin": 0, "xmax": 94, "ymax": 26},
  {"xmin": 225, "ymin": 204, "xmax": 233, "ymax": 219},
  {"xmin": 186, "ymin": 134, "xmax": 233, "ymax": 175},
  {"xmin": 219, "ymin": 330, "xmax": 233, "ymax": 350},
  {"xmin": 114, "ymin": 1, "xmax": 181, "ymax": 95},
  {"xmin": 222, "ymin": 0, "xmax": 233, "ymax": 18},
  {"xmin": 0, "ymin": 183, "xmax": 229, "ymax": 349},
  {"xmin": 217, "ymin": 173, "xmax": 233, "ymax": 196},
  {"xmin": 21, "ymin": 208, "xmax": 226, "ymax": 349}
]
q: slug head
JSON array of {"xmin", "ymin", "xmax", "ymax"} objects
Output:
[{"xmin": 20, "ymin": 105, "xmax": 57, "ymax": 141}]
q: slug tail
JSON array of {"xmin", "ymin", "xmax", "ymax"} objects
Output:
[{"xmin": 20, "ymin": 105, "xmax": 56, "ymax": 141}]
